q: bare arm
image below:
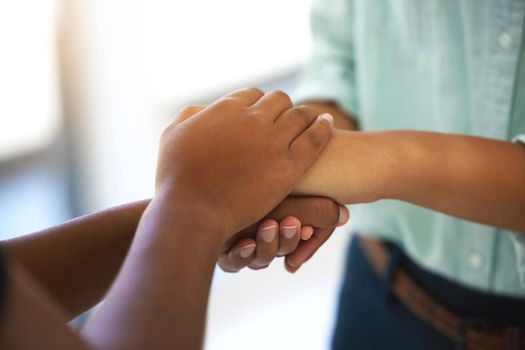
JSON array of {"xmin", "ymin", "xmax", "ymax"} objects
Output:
[
  {"xmin": 0, "ymin": 259, "xmax": 91, "ymax": 350},
  {"xmin": 0, "ymin": 198, "xmax": 223, "ymax": 350},
  {"xmin": 0, "ymin": 89, "xmax": 332, "ymax": 350},
  {"xmin": 3, "ymin": 194, "xmax": 349, "ymax": 317},
  {"xmin": 0, "ymin": 198, "xmax": 237, "ymax": 350},
  {"xmin": 295, "ymin": 129, "xmax": 525, "ymax": 233},
  {"xmin": 81, "ymin": 196, "xmax": 223, "ymax": 350},
  {"xmin": 2, "ymin": 200, "xmax": 149, "ymax": 318},
  {"xmin": 81, "ymin": 88, "xmax": 333, "ymax": 350}
]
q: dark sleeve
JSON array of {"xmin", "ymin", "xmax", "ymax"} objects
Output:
[{"xmin": 0, "ymin": 248, "xmax": 8, "ymax": 319}]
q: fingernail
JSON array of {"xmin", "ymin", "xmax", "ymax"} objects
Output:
[
  {"xmin": 239, "ymin": 244, "xmax": 256, "ymax": 258},
  {"xmin": 319, "ymin": 113, "xmax": 334, "ymax": 126},
  {"xmin": 338, "ymin": 205, "xmax": 350, "ymax": 225},
  {"xmin": 282, "ymin": 225, "xmax": 297, "ymax": 239},
  {"xmin": 260, "ymin": 225, "xmax": 277, "ymax": 243}
]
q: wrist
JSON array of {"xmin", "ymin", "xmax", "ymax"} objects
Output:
[
  {"xmin": 147, "ymin": 189, "xmax": 229, "ymax": 248},
  {"xmin": 294, "ymin": 130, "xmax": 391, "ymax": 204},
  {"xmin": 376, "ymin": 130, "xmax": 420, "ymax": 201},
  {"xmin": 347, "ymin": 131, "xmax": 400, "ymax": 203}
]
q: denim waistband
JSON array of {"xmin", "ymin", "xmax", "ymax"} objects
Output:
[{"xmin": 360, "ymin": 236, "xmax": 525, "ymax": 326}]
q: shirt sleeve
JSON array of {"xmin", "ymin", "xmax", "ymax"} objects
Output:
[
  {"xmin": 513, "ymin": 134, "xmax": 525, "ymax": 146},
  {"xmin": 509, "ymin": 133, "xmax": 525, "ymax": 287},
  {"xmin": 292, "ymin": 0, "xmax": 359, "ymax": 120}
]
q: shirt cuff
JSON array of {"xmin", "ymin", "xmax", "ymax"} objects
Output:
[{"xmin": 513, "ymin": 134, "xmax": 525, "ymax": 146}]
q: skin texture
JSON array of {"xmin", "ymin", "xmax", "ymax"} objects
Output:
[
  {"xmin": 3, "ymin": 200, "xmax": 149, "ymax": 318},
  {"xmin": 232, "ymin": 100, "xmax": 525, "ymax": 273},
  {"xmin": 82, "ymin": 88, "xmax": 334, "ymax": 350},
  {"xmin": 219, "ymin": 197, "xmax": 349, "ymax": 273},
  {"xmin": 222, "ymin": 101, "xmax": 355, "ymax": 272},
  {"xmin": 6, "ymin": 95, "xmax": 521, "ymax": 349},
  {"xmin": 0, "ymin": 101, "xmax": 349, "ymax": 328},
  {"xmin": 294, "ymin": 104, "xmax": 525, "ymax": 233},
  {"xmin": 2, "ymin": 196, "xmax": 346, "ymax": 318},
  {"xmin": 0, "ymin": 88, "xmax": 334, "ymax": 350}
]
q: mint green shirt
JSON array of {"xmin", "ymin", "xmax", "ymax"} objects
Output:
[{"xmin": 294, "ymin": 0, "xmax": 525, "ymax": 297}]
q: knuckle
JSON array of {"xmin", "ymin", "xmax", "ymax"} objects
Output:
[
  {"xmin": 258, "ymin": 250, "xmax": 276, "ymax": 262},
  {"xmin": 269, "ymin": 90, "xmax": 292, "ymax": 106},
  {"xmin": 248, "ymin": 108, "xmax": 265, "ymax": 119},
  {"xmin": 250, "ymin": 254, "xmax": 273, "ymax": 267},
  {"xmin": 250, "ymin": 264, "xmax": 270, "ymax": 271},
  {"xmin": 222, "ymin": 266, "xmax": 242, "ymax": 273},
  {"xmin": 174, "ymin": 105, "xmax": 204, "ymax": 122},
  {"xmin": 278, "ymin": 248, "xmax": 292, "ymax": 257},
  {"xmin": 229, "ymin": 252, "xmax": 245, "ymax": 263},
  {"xmin": 289, "ymin": 106, "xmax": 314, "ymax": 123},
  {"xmin": 307, "ymin": 130, "xmax": 324, "ymax": 148},
  {"xmin": 245, "ymin": 87, "xmax": 265, "ymax": 97},
  {"xmin": 180, "ymin": 105, "xmax": 199, "ymax": 115},
  {"xmin": 253, "ymin": 257, "xmax": 271, "ymax": 267},
  {"xmin": 217, "ymin": 96, "xmax": 242, "ymax": 109},
  {"xmin": 218, "ymin": 259, "xmax": 242, "ymax": 273},
  {"xmin": 307, "ymin": 123, "xmax": 331, "ymax": 148}
]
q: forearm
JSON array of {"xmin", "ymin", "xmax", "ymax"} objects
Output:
[
  {"xmin": 388, "ymin": 131, "xmax": 525, "ymax": 232},
  {"xmin": 2, "ymin": 199, "xmax": 149, "ymax": 317},
  {"xmin": 296, "ymin": 130, "xmax": 525, "ymax": 232},
  {"xmin": 295, "ymin": 130, "xmax": 391, "ymax": 204},
  {"xmin": 83, "ymin": 194, "xmax": 223, "ymax": 350}
]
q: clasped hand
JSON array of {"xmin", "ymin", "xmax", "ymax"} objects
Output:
[{"xmin": 156, "ymin": 88, "xmax": 348, "ymax": 272}]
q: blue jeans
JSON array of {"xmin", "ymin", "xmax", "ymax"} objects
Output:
[{"xmin": 332, "ymin": 236, "xmax": 525, "ymax": 349}]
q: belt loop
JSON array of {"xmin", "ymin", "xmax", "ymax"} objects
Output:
[{"xmin": 383, "ymin": 244, "xmax": 401, "ymax": 305}]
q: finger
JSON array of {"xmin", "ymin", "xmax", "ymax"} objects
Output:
[
  {"xmin": 250, "ymin": 90, "xmax": 293, "ymax": 120},
  {"xmin": 284, "ymin": 227, "xmax": 334, "ymax": 273},
  {"xmin": 338, "ymin": 205, "xmax": 350, "ymax": 226},
  {"xmin": 267, "ymin": 197, "xmax": 348, "ymax": 229},
  {"xmin": 217, "ymin": 238, "xmax": 256, "ymax": 272},
  {"xmin": 221, "ymin": 224, "xmax": 257, "ymax": 254},
  {"xmin": 248, "ymin": 220, "xmax": 279, "ymax": 270},
  {"xmin": 274, "ymin": 106, "xmax": 320, "ymax": 140},
  {"xmin": 276, "ymin": 216, "xmax": 301, "ymax": 256},
  {"xmin": 290, "ymin": 113, "xmax": 333, "ymax": 163},
  {"xmin": 172, "ymin": 105, "xmax": 206, "ymax": 126},
  {"xmin": 221, "ymin": 87, "xmax": 265, "ymax": 107},
  {"xmin": 300, "ymin": 226, "xmax": 314, "ymax": 240}
]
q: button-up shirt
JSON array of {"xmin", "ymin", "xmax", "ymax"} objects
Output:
[{"xmin": 294, "ymin": 0, "xmax": 525, "ymax": 297}]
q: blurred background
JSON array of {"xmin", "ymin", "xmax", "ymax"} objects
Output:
[{"xmin": 0, "ymin": 0, "xmax": 351, "ymax": 348}]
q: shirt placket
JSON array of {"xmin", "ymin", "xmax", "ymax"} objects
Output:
[{"xmin": 467, "ymin": 0, "xmax": 525, "ymax": 291}]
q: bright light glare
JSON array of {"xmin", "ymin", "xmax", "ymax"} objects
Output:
[
  {"xmin": 138, "ymin": 0, "xmax": 312, "ymax": 105},
  {"xmin": 0, "ymin": 0, "xmax": 60, "ymax": 160}
]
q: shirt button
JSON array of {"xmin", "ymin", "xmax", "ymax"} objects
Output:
[
  {"xmin": 468, "ymin": 252, "xmax": 484, "ymax": 270},
  {"xmin": 498, "ymin": 32, "xmax": 512, "ymax": 48}
]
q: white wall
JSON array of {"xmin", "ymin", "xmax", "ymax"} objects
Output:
[
  {"xmin": 58, "ymin": 0, "xmax": 312, "ymax": 212},
  {"xmin": 0, "ymin": 0, "xmax": 60, "ymax": 160}
]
